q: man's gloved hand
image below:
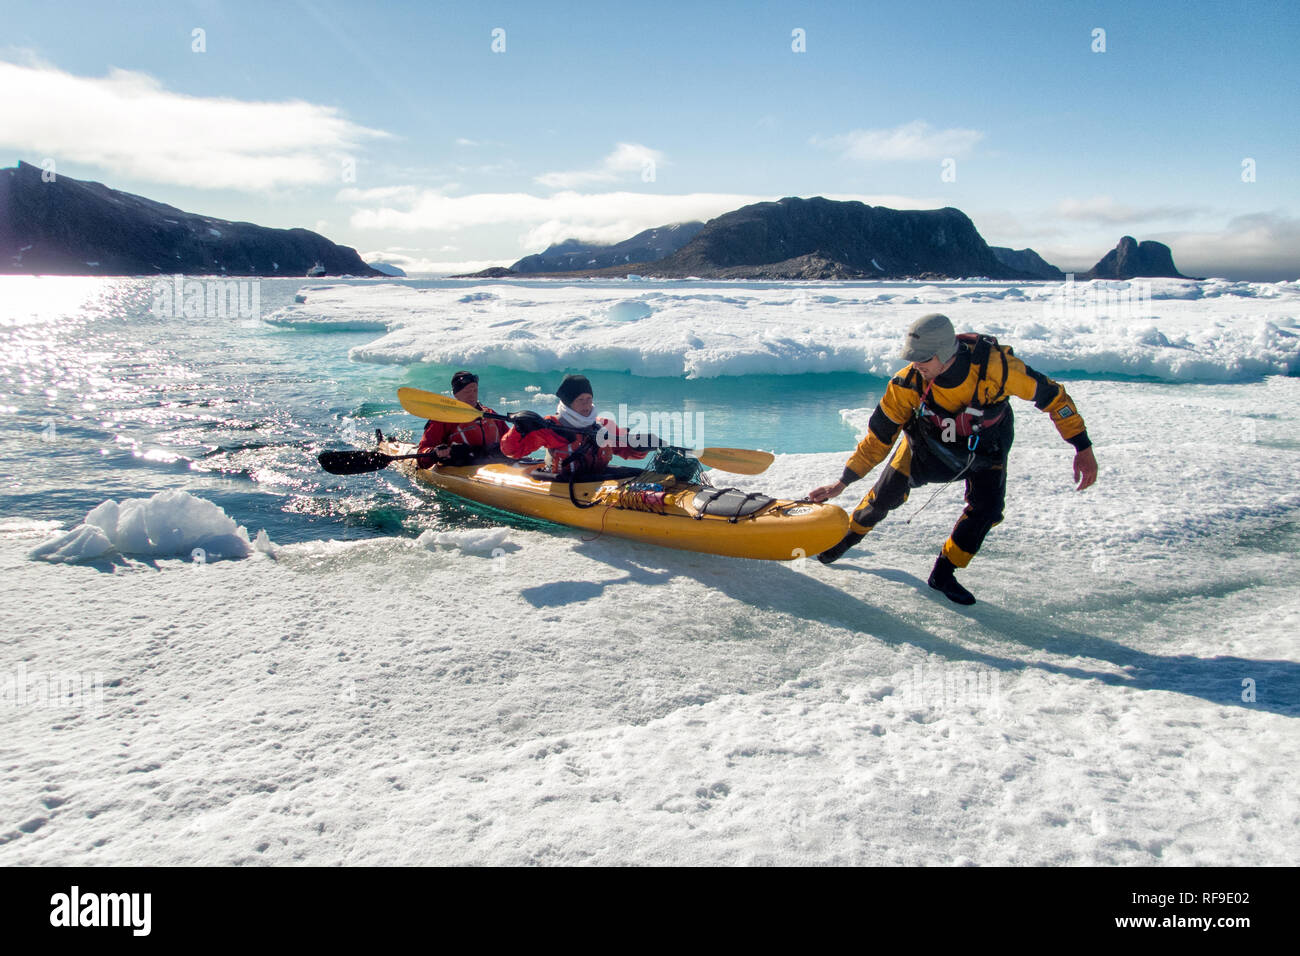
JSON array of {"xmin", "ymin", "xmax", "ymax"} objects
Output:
[{"xmin": 511, "ymin": 411, "xmax": 548, "ymax": 435}]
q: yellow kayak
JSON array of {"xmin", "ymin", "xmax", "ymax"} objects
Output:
[{"xmin": 380, "ymin": 440, "xmax": 848, "ymax": 561}]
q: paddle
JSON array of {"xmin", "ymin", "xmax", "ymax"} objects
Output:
[
  {"xmin": 392, "ymin": 386, "xmax": 776, "ymax": 475},
  {"xmin": 318, "ymin": 435, "xmax": 776, "ymax": 477},
  {"xmin": 318, "ymin": 448, "xmax": 437, "ymax": 475}
]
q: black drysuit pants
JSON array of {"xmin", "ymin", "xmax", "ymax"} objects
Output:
[{"xmin": 848, "ymin": 430, "xmax": 1008, "ymax": 568}]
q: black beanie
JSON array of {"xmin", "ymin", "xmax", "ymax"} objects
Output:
[
  {"xmin": 555, "ymin": 374, "xmax": 593, "ymax": 407},
  {"xmin": 450, "ymin": 370, "xmax": 478, "ymax": 393}
]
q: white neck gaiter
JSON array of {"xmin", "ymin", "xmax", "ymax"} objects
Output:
[{"xmin": 556, "ymin": 402, "xmax": 598, "ymax": 429}]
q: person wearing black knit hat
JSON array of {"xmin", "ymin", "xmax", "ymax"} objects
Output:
[
  {"xmin": 450, "ymin": 370, "xmax": 479, "ymax": 394},
  {"xmin": 416, "ymin": 370, "xmax": 507, "ymax": 467},
  {"xmin": 555, "ymin": 374, "xmax": 592, "ymax": 409},
  {"xmin": 500, "ymin": 373, "xmax": 649, "ymax": 477}
]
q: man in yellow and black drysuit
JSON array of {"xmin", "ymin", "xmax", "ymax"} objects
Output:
[{"xmin": 808, "ymin": 313, "xmax": 1098, "ymax": 605}]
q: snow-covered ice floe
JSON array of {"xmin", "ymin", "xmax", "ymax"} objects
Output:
[
  {"xmin": 417, "ymin": 527, "xmax": 511, "ymax": 554},
  {"xmin": 266, "ymin": 278, "xmax": 1300, "ymax": 381},
  {"xmin": 2, "ymin": 377, "xmax": 1299, "ymax": 865},
  {"xmin": 29, "ymin": 490, "xmax": 276, "ymax": 563}
]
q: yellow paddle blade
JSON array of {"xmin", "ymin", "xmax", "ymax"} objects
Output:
[
  {"xmin": 697, "ymin": 447, "xmax": 775, "ymax": 475},
  {"xmin": 396, "ymin": 386, "xmax": 483, "ymax": 423}
]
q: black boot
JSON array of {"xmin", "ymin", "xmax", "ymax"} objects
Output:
[
  {"xmin": 928, "ymin": 555, "xmax": 976, "ymax": 605},
  {"xmin": 817, "ymin": 531, "xmax": 865, "ymax": 564}
]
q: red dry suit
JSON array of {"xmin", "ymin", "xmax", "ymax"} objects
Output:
[
  {"xmin": 416, "ymin": 406, "xmax": 507, "ymax": 468},
  {"xmin": 500, "ymin": 416, "xmax": 649, "ymax": 476}
]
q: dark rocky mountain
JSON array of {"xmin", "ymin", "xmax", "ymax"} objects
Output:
[
  {"xmin": 453, "ymin": 266, "xmax": 517, "ymax": 278},
  {"xmin": 657, "ymin": 198, "xmax": 1028, "ymax": 279},
  {"xmin": 512, "ymin": 197, "xmax": 1038, "ymax": 280},
  {"xmin": 1081, "ymin": 236, "xmax": 1191, "ymax": 279},
  {"xmin": 990, "ymin": 246, "xmax": 1066, "ymax": 280},
  {"xmin": 459, "ymin": 201, "xmax": 1197, "ymax": 284},
  {"xmin": 510, "ymin": 221, "xmax": 705, "ymax": 273},
  {"xmin": 0, "ymin": 160, "xmax": 380, "ymax": 276}
]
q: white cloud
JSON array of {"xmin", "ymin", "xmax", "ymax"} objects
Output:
[
  {"xmin": 1056, "ymin": 195, "xmax": 1208, "ymax": 225},
  {"xmin": 814, "ymin": 120, "xmax": 984, "ymax": 161},
  {"xmin": 1153, "ymin": 212, "xmax": 1300, "ymax": 281},
  {"xmin": 965, "ymin": 209, "xmax": 1066, "ymax": 245},
  {"xmin": 359, "ymin": 250, "xmax": 510, "ymax": 275},
  {"xmin": 536, "ymin": 143, "xmax": 665, "ymax": 189},
  {"xmin": 0, "ymin": 59, "xmax": 390, "ymax": 190},
  {"xmin": 345, "ymin": 190, "xmax": 741, "ymax": 238}
]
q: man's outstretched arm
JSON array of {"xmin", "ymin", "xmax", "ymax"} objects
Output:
[{"xmin": 1002, "ymin": 352, "xmax": 1097, "ymax": 490}]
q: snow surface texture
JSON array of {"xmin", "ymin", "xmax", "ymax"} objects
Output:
[
  {"xmin": 3, "ymin": 378, "xmax": 1298, "ymax": 865},
  {"xmin": 265, "ymin": 279, "xmax": 1300, "ymax": 381},
  {"xmin": 28, "ymin": 490, "xmax": 274, "ymax": 564}
]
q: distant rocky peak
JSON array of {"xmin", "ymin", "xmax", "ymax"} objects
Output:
[{"xmin": 1083, "ymin": 236, "xmax": 1190, "ymax": 280}]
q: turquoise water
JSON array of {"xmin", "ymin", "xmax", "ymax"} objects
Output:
[
  {"xmin": 13, "ymin": 275, "xmax": 1266, "ymax": 545},
  {"xmin": 0, "ymin": 277, "xmax": 886, "ymax": 543}
]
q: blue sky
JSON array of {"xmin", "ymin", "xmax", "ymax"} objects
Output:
[{"xmin": 2, "ymin": 0, "xmax": 1297, "ymax": 277}]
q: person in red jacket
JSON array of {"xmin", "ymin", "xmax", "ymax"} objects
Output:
[
  {"xmin": 416, "ymin": 370, "xmax": 507, "ymax": 467},
  {"xmin": 500, "ymin": 374, "xmax": 650, "ymax": 477}
]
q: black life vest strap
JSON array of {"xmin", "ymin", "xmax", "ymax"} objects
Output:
[
  {"xmin": 569, "ymin": 475, "xmax": 600, "ymax": 509},
  {"xmin": 694, "ymin": 489, "xmax": 715, "ymax": 519},
  {"xmin": 729, "ymin": 491, "xmax": 764, "ymax": 524},
  {"xmin": 559, "ymin": 432, "xmax": 603, "ymax": 508},
  {"xmin": 962, "ymin": 334, "xmax": 1010, "ymax": 411},
  {"xmin": 987, "ymin": 346, "xmax": 1010, "ymax": 407}
]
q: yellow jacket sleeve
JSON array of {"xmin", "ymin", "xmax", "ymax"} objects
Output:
[
  {"xmin": 994, "ymin": 349, "xmax": 1091, "ymax": 449},
  {"xmin": 841, "ymin": 369, "xmax": 922, "ymax": 484}
]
